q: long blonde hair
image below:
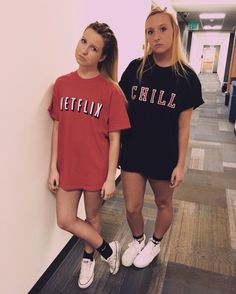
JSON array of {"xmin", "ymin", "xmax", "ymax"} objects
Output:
[
  {"xmin": 138, "ymin": 7, "xmax": 188, "ymax": 81},
  {"xmin": 86, "ymin": 22, "xmax": 118, "ymax": 82}
]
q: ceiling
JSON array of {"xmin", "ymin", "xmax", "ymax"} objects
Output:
[{"xmin": 170, "ymin": 0, "xmax": 236, "ymax": 32}]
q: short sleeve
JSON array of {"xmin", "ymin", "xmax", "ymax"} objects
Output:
[
  {"xmin": 48, "ymin": 80, "xmax": 60, "ymax": 121},
  {"xmin": 180, "ymin": 70, "xmax": 204, "ymax": 112},
  {"xmin": 108, "ymin": 86, "xmax": 131, "ymax": 132},
  {"xmin": 119, "ymin": 59, "xmax": 140, "ymax": 100}
]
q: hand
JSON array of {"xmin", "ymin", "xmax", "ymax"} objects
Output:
[
  {"xmin": 170, "ymin": 165, "xmax": 184, "ymax": 188},
  {"xmin": 48, "ymin": 168, "xmax": 59, "ymax": 193},
  {"xmin": 101, "ymin": 179, "xmax": 116, "ymax": 200}
]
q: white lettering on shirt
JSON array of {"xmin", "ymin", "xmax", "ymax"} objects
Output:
[
  {"xmin": 139, "ymin": 87, "xmax": 149, "ymax": 102},
  {"xmin": 167, "ymin": 93, "xmax": 176, "ymax": 108},
  {"xmin": 71, "ymin": 97, "xmax": 77, "ymax": 111},
  {"xmin": 150, "ymin": 89, "xmax": 157, "ymax": 104},
  {"xmin": 89, "ymin": 101, "xmax": 95, "ymax": 115},
  {"xmin": 77, "ymin": 99, "xmax": 83, "ymax": 112},
  {"xmin": 64, "ymin": 97, "xmax": 70, "ymax": 110},
  {"xmin": 60, "ymin": 97, "xmax": 64, "ymax": 110},
  {"xmin": 130, "ymin": 86, "xmax": 176, "ymax": 109},
  {"xmin": 83, "ymin": 100, "xmax": 88, "ymax": 114},
  {"xmin": 157, "ymin": 90, "xmax": 166, "ymax": 106},
  {"xmin": 59, "ymin": 97, "xmax": 103, "ymax": 118},
  {"xmin": 131, "ymin": 86, "xmax": 138, "ymax": 100},
  {"xmin": 94, "ymin": 103, "xmax": 103, "ymax": 118}
]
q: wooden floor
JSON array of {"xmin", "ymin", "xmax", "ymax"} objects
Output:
[{"xmin": 40, "ymin": 74, "xmax": 236, "ymax": 294}]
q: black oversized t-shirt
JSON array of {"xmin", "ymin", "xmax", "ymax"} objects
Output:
[{"xmin": 119, "ymin": 55, "xmax": 204, "ymax": 180}]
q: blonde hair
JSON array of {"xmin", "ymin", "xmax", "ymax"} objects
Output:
[
  {"xmin": 138, "ymin": 7, "xmax": 188, "ymax": 81},
  {"xmin": 86, "ymin": 22, "xmax": 118, "ymax": 82}
]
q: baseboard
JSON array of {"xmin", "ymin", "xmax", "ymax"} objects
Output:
[
  {"xmin": 28, "ymin": 235, "xmax": 78, "ymax": 293},
  {"xmin": 28, "ymin": 175, "xmax": 121, "ymax": 293},
  {"xmin": 115, "ymin": 173, "xmax": 121, "ymax": 185}
]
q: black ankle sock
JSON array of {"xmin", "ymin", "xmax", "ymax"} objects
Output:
[
  {"xmin": 96, "ymin": 240, "xmax": 112, "ymax": 259},
  {"xmin": 133, "ymin": 234, "xmax": 144, "ymax": 243},
  {"xmin": 152, "ymin": 235, "xmax": 162, "ymax": 244},
  {"xmin": 83, "ymin": 250, "xmax": 94, "ymax": 261}
]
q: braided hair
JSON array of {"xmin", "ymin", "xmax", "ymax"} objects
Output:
[{"xmin": 86, "ymin": 21, "xmax": 118, "ymax": 82}]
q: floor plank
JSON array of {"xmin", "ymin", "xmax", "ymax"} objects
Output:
[{"xmin": 39, "ymin": 73, "xmax": 236, "ymax": 294}]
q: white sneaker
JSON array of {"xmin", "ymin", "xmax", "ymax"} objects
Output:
[
  {"xmin": 133, "ymin": 238, "xmax": 160, "ymax": 268},
  {"xmin": 101, "ymin": 241, "xmax": 121, "ymax": 275},
  {"xmin": 121, "ymin": 235, "xmax": 146, "ymax": 267},
  {"xmin": 78, "ymin": 258, "xmax": 95, "ymax": 289}
]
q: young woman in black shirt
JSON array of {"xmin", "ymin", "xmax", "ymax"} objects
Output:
[{"xmin": 119, "ymin": 7, "xmax": 204, "ymax": 268}]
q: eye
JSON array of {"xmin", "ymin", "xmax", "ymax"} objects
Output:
[
  {"xmin": 146, "ymin": 29, "xmax": 153, "ymax": 35},
  {"xmin": 90, "ymin": 46, "xmax": 97, "ymax": 52},
  {"xmin": 160, "ymin": 26, "xmax": 167, "ymax": 32},
  {"xmin": 81, "ymin": 38, "xmax": 86, "ymax": 44}
]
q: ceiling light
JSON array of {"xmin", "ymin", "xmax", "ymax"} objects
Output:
[
  {"xmin": 203, "ymin": 25, "xmax": 222, "ymax": 30},
  {"xmin": 200, "ymin": 13, "xmax": 225, "ymax": 19}
]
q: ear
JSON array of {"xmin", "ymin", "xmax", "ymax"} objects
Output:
[{"xmin": 99, "ymin": 55, "xmax": 106, "ymax": 62}]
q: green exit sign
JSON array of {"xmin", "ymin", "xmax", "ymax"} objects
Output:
[{"xmin": 188, "ymin": 20, "xmax": 199, "ymax": 30}]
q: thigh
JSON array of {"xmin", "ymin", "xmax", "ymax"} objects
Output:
[
  {"xmin": 121, "ymin": 170, "xmax": 147, "ymax": 210},
  {"xmin": 148, "ymin": 179, "xmax": 174, "ymax": 205},
  {"xmin": 83, "ymin": 190, "xmax": 102, "ymax": 219},
  {"xmin": 56, "ymin": 188, "xmax": 82, "ymax": 222}
]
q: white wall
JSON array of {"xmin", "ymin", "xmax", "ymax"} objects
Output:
[
  {"xmin": 0, "ymin": 1, "xmax": 149, "ymax": 293},
  {"xmin": 190, "ymin": 32, "xmax": 230, "ymax": 83},
  {"xmin": 217, "ymin": 34, "xmax": 231, "ymax": 83},
  {"xmin": 151, "ymin": 0, "xmax": 176, "ymax": 15},
  {"xmin": 78, "ymin": 0, "xmax": 150, "ymax": 78}
]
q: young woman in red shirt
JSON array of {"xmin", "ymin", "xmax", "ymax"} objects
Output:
[{"xmin": 48, "ymin": 21, "xmax": 130, "ymax": 289}]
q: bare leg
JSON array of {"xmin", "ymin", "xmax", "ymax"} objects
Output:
[
  {"xmin": 56, "ymin": 188, "xmax": 103, "ymax": 248},
  {"xmin": 121, "ymin": 171, "xmax": 146, "ymax": 236},
  {"xmin": 148, "ymin": 180, "xmax": 174, "ymax": 239},
  {"xmin": 83, "ymin": 190, "xmax": 103, "ymax": 254}
]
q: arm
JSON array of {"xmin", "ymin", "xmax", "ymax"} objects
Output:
[
  {"xmin": 170, "ymin": 108, "xmax": 193, "ymax": 188},
  {"xmin": 48, "ymin": 120, "xmax": 60, "ymax": 193},
  {"xmin": 101, "ymin": 131, "xmax": 120, "ymax": 200}
]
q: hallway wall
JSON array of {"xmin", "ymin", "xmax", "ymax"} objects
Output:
[
  {"xmin": 227, "ymin": 31, "xmax": 236, "ymax": 87},
  {"xmin": 190, "ymin": 32, "xmax": 230, "ymax": 83},
  {"xmin": 0, "ymin": 1, "xmax": 149, "ymax": 293}
]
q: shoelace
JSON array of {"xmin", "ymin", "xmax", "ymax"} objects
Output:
[
  {"xmin": 128, "ymin": 238, "xmax": 144, "ymax": 247},
  {"xmin": 81, "ymin": 260, "xmax": 93, "ymax": 275}
]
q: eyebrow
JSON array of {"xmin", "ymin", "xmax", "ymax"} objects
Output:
[
  {"xmin": 146, "ymin": 23, "xmax": 168, "ymax": 29},
  {"xmin": 82, "ymin": 35, "xmax": 100, "ymax": 50}
]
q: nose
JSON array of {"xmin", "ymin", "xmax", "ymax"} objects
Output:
[
  {"xmin": 81, "ymin": 45, "xmax": 89, "ymax": 55},
  {"xmin": 153, "ymin": 31, "xmax": 160, "ymax": 41}
]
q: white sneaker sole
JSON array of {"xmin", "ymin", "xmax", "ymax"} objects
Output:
[
  {"xmin": 78, "ymin": 272, "xmax": 94, "ymax": 289},
  {"xmin": 121, "ymin": 238, "xmax": 146, "ymax": 267},
  {"xmin": 121, "ymin": 246, "xmax": 144, "ymax": 267},
  {"xmin": 111, "ymin": 241, "xmax": 121, "ymax": 275},
  {"xmin": 133, "ymin": 249, "xmax": 160, "ymax": 268}
]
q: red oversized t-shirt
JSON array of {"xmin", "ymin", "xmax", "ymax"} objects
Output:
[{"xmin": 48, "ymin": 71, "xmax": 130, "ymax": 190}]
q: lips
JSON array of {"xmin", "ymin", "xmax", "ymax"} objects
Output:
[
  {"xmin": 154, "ymin": 43, "xmax": 163, "ymax": 48},
  {"xmin": 78, "ymin": 54, "xmax": 86, "ymax": 61}
]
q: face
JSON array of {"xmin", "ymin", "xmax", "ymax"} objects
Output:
[
  {"xmin": 145, "ymin": 13, "xmax": 173, "ymax": 57},
  {"xmin": 75, "ymin": 28, "xmax": 105, "ymax": 69}
]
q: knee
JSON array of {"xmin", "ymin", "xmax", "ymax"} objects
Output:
[
  {"xmin": 156, "ymin": 198, "xmax": 172, "ymax": 210},
  {"xmin": 126, "ymin": 204, "xmax": 142, "ymax": 217},
  {"xmin": 86, "ymin": 210, "xmax": 101, "ymax": 225},
  {"xmin": 57, "ymin": 215, "xmax": 75, "ymax": 231}
]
